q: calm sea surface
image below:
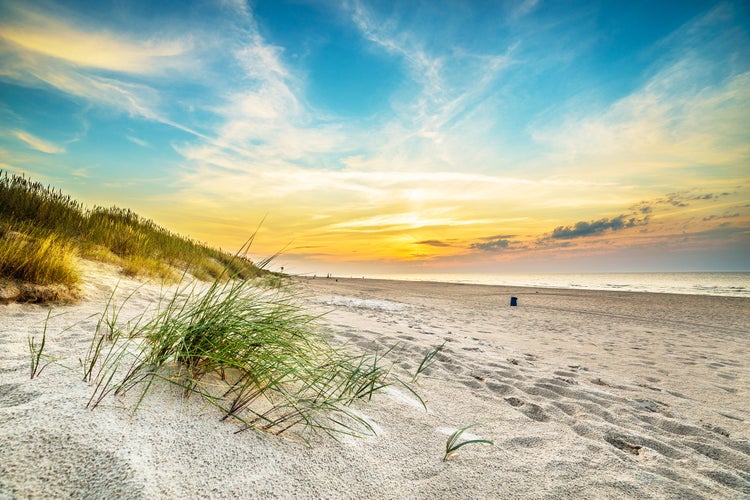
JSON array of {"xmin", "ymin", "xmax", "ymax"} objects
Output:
[{"xmin": 365, "ymin": 272, "xmax": 750, "ymax": 298}]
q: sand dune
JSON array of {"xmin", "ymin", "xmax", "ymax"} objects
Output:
[{"xmin": 1, "ymin": 266, "xmax": 749, "ymax": 498}]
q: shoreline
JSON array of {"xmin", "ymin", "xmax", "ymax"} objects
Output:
[
  {"xmin": 2, "ymin": 266, "xmax": 749, "ymax": 498},
  {"xmin": 300, "ymin": 272, "xmax": 750, "ymax": 298},
  {"xmin": 297, "ymin": 275, "xmax": 750, "ymax": 333}
]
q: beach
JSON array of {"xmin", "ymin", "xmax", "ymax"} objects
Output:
[{"xmin": 1, "ymin": 264, "xmax": 749, "ymax": 498}]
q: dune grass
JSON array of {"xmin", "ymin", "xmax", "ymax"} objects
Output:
[
  {"xmin": 82, "ymin": 263, "xmax": 404, "ymax": 438},
  {"xmin": 443, "ymin": 423, "xmax": 494, "ymax": 461},
  {"xmin": 5, "ymin": 171, "xmax": 419, "ymax": 439},
  {"xmin": 0, "ymin": 171, "xmax": 263, "ymax": 293},
  {"xmin": 28, "ymin": 311, "xmax": 51, "ymax": 379},
  {"xmin": 28, "ymin": 310, "xmax": 66, "ymax": 379},
  {"xmin": 0, "ymin": 227, "xmax": 80, "ymax": 287}
]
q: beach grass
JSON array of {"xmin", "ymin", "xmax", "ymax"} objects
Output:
[
  {"xmin": 28, "ymin": 311, "xmax": 50, "ymax": 379},
  {"xmin": 83, "ymin": 264, "xmax": 402, "ymax": 438},
  {"xmin": 443, "ymin": 423, "xmax": 494, "ymax": 461},
  {"xmin": 412, "ymin": 341, "xmax": 445, "ymax": 382},
  {"xmin": 3, "ymin": 170, "xmax": 414, "ymax": 439},
  {"xmin": 28, "ymin": 310, "xmax": 67, "ymax": 379},
  {"xmin": 0, "ymin": 171, "xmax": 263, "ymax": 294},
  {"xmin": 0, "ymin": 227, "xmax": 80, "ymax": 287}
]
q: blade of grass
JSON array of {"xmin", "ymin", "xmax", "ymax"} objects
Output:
[
  {"xmin": 412, "ymin": 341, "xmax": 445, "ymax": 382},
  {"xmin": 444, "ymin": 423, "xmax": 494, "ymax": 461}
]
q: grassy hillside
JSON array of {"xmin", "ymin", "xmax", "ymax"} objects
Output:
[{"xmin": 0, "ymin": 171, "xmax": 265, "ymax": 301}]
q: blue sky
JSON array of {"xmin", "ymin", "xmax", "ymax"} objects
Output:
[{"xmin": 1, "ymin": 0, "xmax": 748, "ymax": 274}]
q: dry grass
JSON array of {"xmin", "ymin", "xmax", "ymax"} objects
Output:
[
  {"xmin": 120, "ymin": 255, "xmax": 177, "ymax": 281},
  {"xmin": 0, "ymin": 170, "xmax": 264, "ymax": 301},
  {"xmin": 0, "ymin": 230, "xmax": 80, "ymax": 287}
]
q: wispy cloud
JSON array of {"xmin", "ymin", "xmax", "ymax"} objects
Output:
[
  {"xmin": 470, "ymin": 238, "xmax": 512, "ymax": 252},
  {"xmin": 0, "ymin": 4, "xmax": 192, "ymax": 74},
  {"xmin": 126, "ymin": 135, "xmax": 150, "ymax": 148},
  {"xmin": 3, "ymin": 54, "xmax": 160, "ymax": 120},
  {"xmin": 328, "ymin": 212, "xmax": 492, "ymax": 232},
  {"xmin": 511, "ymin": 0, "xmax": 540, "ymax": 20},
  {"xmin": 346, "ymin": 1, "xmax": 516, "ymax": 171},
  {"xmin": 535, "ymin": 69, "xmax": 750, "ymax": 173},
  {"xmin": 532, "ymin": 5, "xmax": 750, "ymax": 184},
  {"xmin": 12, "ymin": 130, "xmax": 64, "ymax": 154},
  {"xmin": 350, "ymin": 1, "xmax": 442, "ymax": 92},
  {"xmin": 172, "ymin": 1, "xmax": 355, "ymax": 178},
  {"xmin": 0, "ymin": 4, "xmax": 214, "ymax": 142},
  {"xmin": 416, "ymin": 240, "xmax": 453, "ymax": 247},
  {"xmin": 703, "ymin": 212, "xmax": 740, "ymax": 222}
]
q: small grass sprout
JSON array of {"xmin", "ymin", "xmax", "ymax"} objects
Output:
[
  {"xmin": 28, "ymin": 310, "xmax": 57, "ymax": 379},
  {"xmin": 28, "ymin": 332, "xmax": 47, "ymax": 379},
  {"xmin": 412, "ymin": 341, "xmax": 445, "ymax": 382},
  {"xmin": 444, "ymin": 422, "xmax": 494, "ymax": 461}
]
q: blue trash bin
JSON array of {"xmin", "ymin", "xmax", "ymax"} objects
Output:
[{"xmin": 510, "ymin": 297, "xmax": 518, "ymax": 306}]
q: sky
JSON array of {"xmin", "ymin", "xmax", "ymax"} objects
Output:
[{"xmin": 1, "ymin": 0, "xmax": 749, "ymax": 275}]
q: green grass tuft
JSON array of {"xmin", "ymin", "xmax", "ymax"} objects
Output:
[
  {"xmin": 29, "ymin": 310, "xmax": 60, "ymax": 378},
  {"xmin": 83, "ymin": 268, "xmax": 406, "ymax": 438}
]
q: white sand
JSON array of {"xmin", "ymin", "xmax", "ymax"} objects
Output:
[{"xmin": 1, "ymin": 265, "xmax": 749, "ymax": 498}]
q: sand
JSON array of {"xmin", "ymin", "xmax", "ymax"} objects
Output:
[{"xmin": 1, "ymin": 264, "xmax": 749, "ymax": 498}]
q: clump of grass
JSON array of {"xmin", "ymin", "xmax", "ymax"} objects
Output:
[
  {"xmin": 28, "ymin": 329, "xmax": 47, "ymax": 379},
  {"xmin": 190, "ymin": 258, "xmax": 226, "ymax": 282},
  {"xmin": 120, "ymin": 255, "xmax": 177, "ymax": 281},
  {"xmin": 84, "ymin": 264, "xmax": 402, "ymax": 438},
  {"xmin": 0, "ymin": 229, "xmax": 80, "ymax": 287},
  {"xmin": 443, "ymin": 423, "xmax": 494, "ymax": 461},
  {"xmin": 81, "ymin": 282, "xmax": 147, "ymax": 384}
]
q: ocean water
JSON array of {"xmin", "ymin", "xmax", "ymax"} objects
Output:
[{"xmin": 367, "ymin": 272, "xmax": 750, "ymax": 298}]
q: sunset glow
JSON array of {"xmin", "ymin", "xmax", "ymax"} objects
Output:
[{"xmin": 1, "ymin": 0, "xmax": 748, "ymax": 275}]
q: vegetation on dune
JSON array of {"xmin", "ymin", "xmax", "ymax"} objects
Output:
[
  {"xmin": 0, "ymin": 171, "xmax": 264, "ymax": 301},
  {"xmin": 2, "ymin": 170, "xmax": 404, "ymax": 439},
  {"xmin": 5, "ymin": 172, "xmax": 442, "ymax": 446},
  {"xmin": 0, "ymin": 227, "xmax": 80, "ymax": 287},
  {"xmin": 79, "ymin": 260, "xmax": 415, "ymax": 439}
]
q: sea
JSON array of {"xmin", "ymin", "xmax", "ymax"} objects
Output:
[{"xmin": 364, "ymin": 272, "xmax": 750, "ymax": 298}]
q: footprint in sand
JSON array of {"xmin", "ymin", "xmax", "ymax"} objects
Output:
[
  {"xmin": 0, "ymin": 383, "xmax": 40, "ymax": 407},
  {"xmin": 700, "ymin": 470, "xmax": 750, "ymax": 493},
  {"xmin": 486, "ymin": 381, "xmax": 513, "ymax": 395},
  {"xmin": 504, "ymin": 397, "xmax": 550, "ymax": 422},
  {"xmin": 701, "ymin": 422, "xmax": 730, "ymax": 438},
  {"xmin": 0, "ymin": 430, "xmax": 141, "ymax": 497},
  {"xmin": 604, "ymin": 434, "xmax": 643, "ymax": 455},
  {"xmin": 633, "ymin": 399, "xmax": 674, "ymax": 418}
]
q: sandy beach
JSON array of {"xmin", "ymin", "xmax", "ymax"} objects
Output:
[{"xmin": 1, "ymin": 264, "xmax": 749, "ymax": 498}]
